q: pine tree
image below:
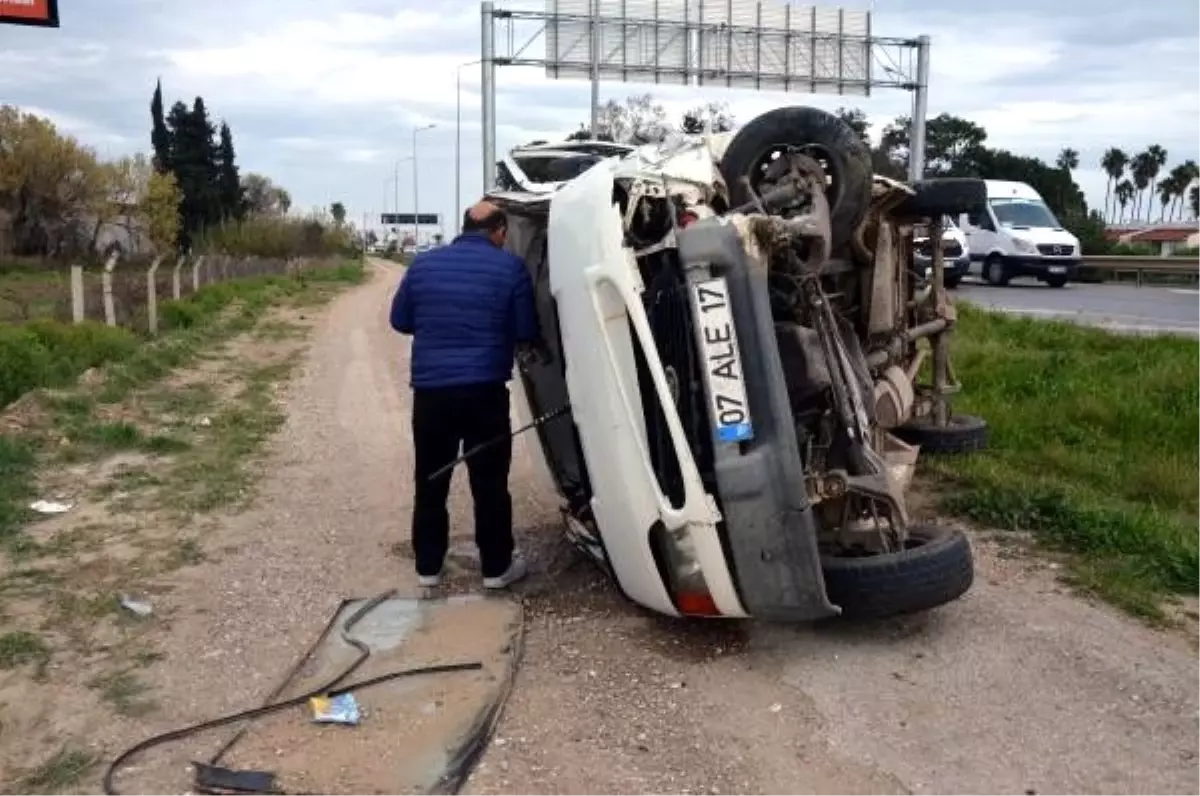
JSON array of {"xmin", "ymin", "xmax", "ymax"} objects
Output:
[
  {"xmin": 166, "ymin": 100, "xmax": 197, "ymax": 247},
  {"xmin": 216, "ymin": 121, "xmax": 244, "ymax": 220},
  {"xmin": 166, "ymin": 98, "xmax": 221, "ymax": 247},
  {"xmin": 190, "ymin": 97, "xmax": 221, "ymax": 229},
  {"xmin": 150, "ymin": 79, "xmax": 172, "ymax": 174}
]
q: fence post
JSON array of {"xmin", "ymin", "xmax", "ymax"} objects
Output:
[
  {"xmin": 146, "ymin": 254, "xmax": 166, "ymax": 335},
  {"xmin": 70, "ymin": 264, "xmax": 85, "ymax": 324},
  {"xmin": 192, "ymin": 255, "xmax": 206, "ymax": 292},
  {"xmin": 172, "ymin": 254, "xmax": 186, "ymax": 299},
  {"xmin": 101, "ymin": 252, "xmax": 118, "ymax": 327}
]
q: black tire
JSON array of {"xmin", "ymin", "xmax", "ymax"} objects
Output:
[
  {"xmin": 1044, "ymin": 275, "xmax": 1068, "ymax": 288},
  {"xmin": 983, "ymin": 255, "xmax": 1010, "ymax": 287},
  {"xmin": 719, "ymin": 105, "xmax": 872, "ymax": 251},
  {"xmin": 893, "ymin": 177, "xmax": 987, "ymax": 218},
  {"xmin": 894, "ymin": 413, "xmax": 989, "ymax": 454},
  {"xmin": 822, "ymin": 525, "xmax": 974, "ymax": 619},
  {"xmin": 943, "ymin": 273, "xmax": 962, "ymax": 289}
]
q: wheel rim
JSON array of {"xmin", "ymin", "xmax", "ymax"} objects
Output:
[
  {"xmin": 825, "ymin": 532, "xmax": 934, "ymax": 559},
  {"xmin": 747, "ymin": 143, "xmax": 841, "ymax": 212}
]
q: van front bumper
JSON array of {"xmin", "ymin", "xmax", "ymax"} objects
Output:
[{"xmin": 1003, "ymin": 256, "xmax": 1081, "ymax": 279}]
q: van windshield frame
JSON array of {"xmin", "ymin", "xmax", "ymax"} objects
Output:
[{"xmin": 989, "ymin": 197, "xmax": 1061, "ymax": 229}]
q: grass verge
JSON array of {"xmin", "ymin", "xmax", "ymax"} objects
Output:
[{"xmin": 930, "ymin": 304, "xmax": 1198, "ymax": 620}]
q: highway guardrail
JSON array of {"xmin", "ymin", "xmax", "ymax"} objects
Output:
[{"xmin": 1078, "ymin": 256, "xmax": 1199, "ymax": 287}]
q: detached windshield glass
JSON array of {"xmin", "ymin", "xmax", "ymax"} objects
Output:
[{"xmin": 990, "ymin": 198, "xmax": 1060, "ymax": 228}]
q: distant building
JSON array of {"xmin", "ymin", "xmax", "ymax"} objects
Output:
[{"xmin": 1104, "ymin": 224, "xmax": 1199, "ymax": 256}]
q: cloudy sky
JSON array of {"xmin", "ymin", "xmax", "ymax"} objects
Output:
[{"xmin": 2, "ymin": 0, "xmax": 1197, "ymax": 235}]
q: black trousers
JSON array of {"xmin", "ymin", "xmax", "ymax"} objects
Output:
[{"xmin": 411, "ymin": 382, "xmax": 514, "ymax": 579}]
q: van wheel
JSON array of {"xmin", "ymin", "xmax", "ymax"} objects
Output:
[
  {"xmin": 983, "ymin": 255, "xmax": 1010, "ymax": 286},
  {"xmin": 1044, "ymin": 275, "xmax": 1068, "ymax": 288},
  {"xmin": 720, "ymin": 105, "xmax": 872, "ymax": 252},
  {"xmin": 943, "ymin": 273, "xmax": 962, "ymax": 289},
  {"xmin": 894, "ymin": 413, "xmax": 989, "ymax": 454},
  {"xmin": 821, "ymin": 525, "xmax": 974, "ymax": 619}
]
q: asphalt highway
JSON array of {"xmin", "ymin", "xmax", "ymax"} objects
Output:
[{"xmin": 955, "ymin": 280, "xmax": 1199, "ymax": 337}]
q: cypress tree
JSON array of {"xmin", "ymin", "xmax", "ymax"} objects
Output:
[
  {"xmin": 190, "ymin": 97, "xmax": 221, "ymax": 229},
  {"xmin": 166, "ymin": 100, "xmax": 198, "ymax": 247},
  {"xmin": 216, "ymin": 121, "xmax": 244, "ymax": 220},
  {"xmin": 150, "ymin": 79, "xmax": 172, "ymax": 174}
]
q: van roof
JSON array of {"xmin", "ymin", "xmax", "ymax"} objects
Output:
[{"xmin": 983, "ymin": 180, "xmax": 1043, "ymax": 201}]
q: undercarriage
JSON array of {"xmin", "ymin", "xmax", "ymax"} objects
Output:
[{"xmin": 494, "ymin": 105, "xmax": 988, "ymax": 620}]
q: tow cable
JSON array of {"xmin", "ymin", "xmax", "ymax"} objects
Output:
[
  {"xmin": 103, "ymin": 589, "xmax": 521, "ymax": 795},
  {"xmin": 427, "ymin": 403, "xmax": 571, "ymax": 482}
]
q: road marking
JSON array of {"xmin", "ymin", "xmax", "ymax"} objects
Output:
[
  {"xmin": 985, "ymin": 307, "xmax": 1197, "ymax": 336},
  {"xmin": 1168, "ymin": 288, "xmax": 1199, "ymax": 296}
]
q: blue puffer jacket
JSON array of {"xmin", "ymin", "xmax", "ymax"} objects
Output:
[{"xmin": 390, "ymin": 233, "xmax": 539, "ymax": 389}]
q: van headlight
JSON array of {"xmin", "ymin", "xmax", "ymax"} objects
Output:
[{"xmin": 1012, "ymin": 237, "xmax": 1036, "ymax": 254}]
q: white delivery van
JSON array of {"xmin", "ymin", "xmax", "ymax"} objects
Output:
[{"xmin": 958, "ymin": 180, "xmax": 1080, "ymax": 287}]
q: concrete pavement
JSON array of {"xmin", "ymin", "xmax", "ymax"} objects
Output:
[{"xmin": 955, "ymin": 280, "xmax": 1199, "ymax": 336}]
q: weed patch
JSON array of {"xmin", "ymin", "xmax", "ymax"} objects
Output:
[
  {"xmin": 88, "ymin": 669, "xmax": 157, "ymax": 717},
  {"xmin": 11, "ymin": 745, "xmax": 98, "ymax": 794},
  {"xmin": 931, "ymin": 304, "xmax": 1199, "ymax": 618},
  {"xmin": 0, "ymin": 630, "xmax": 50, "ymax": 672}
]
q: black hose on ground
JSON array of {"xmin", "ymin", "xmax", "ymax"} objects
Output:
[{"xmin": 102, "ymin": 590, "xmax": 492, "ymax": 796}]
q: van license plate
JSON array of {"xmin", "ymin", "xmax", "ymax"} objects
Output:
[
  {"xmin": 689, "ymin": 277, "xmax": 754, "ymax": 443},
  {"xmin": 1048, "ymin": 266, "xmax": 1066, "ymax": 274}
]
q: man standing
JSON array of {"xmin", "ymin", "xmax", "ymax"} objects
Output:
[{"xmin": 390, "ymin": 200, "xmax": 539, "ymax": 589}]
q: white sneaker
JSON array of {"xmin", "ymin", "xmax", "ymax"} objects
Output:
[
  {"xmin": 482, "ymin": 551, "xmax": 528, "ymax": 590},
  {"xmin": 417, "ymin": 572, "xmax": 443, "ymax": 588}
]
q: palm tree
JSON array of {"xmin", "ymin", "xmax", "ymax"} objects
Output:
[
  {"xmin": 1115, "ymin": 179, "xmax": 1135, "ymax": 224},
  {"xmin": 1130, "ymin": 152, "xmax": 1152, "ymax": 222},
  {"xmin": 1164, "ymin": 163, "xmax": 1192, "ymax": 221},
  {"xmin": 1191, "ymin": 185, "xmax": 1200, "ymax": 221},
  {"xmin": 1056, "ymin": 147, "xmax": 1080, "ymax": 172},
  {"xmin": 1100, "ymin": 148, "xmax": 1128, "ymax": 223},
  {"xmin": 1142, "ymin": 144, "xmax": 1168, "ymax": 222},
  {"xmin": 1157, "ymin": 176, "xmax": 1177, "ymax": 223},
  {"xmin": 1173, "ymin": 160, "xmax": 1200, "ymax": 221}
]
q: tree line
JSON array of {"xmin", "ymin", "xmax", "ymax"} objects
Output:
[
  {"xmin": 1099, "ymin": 147, "xmax": 1198, "ymax": 226},
  {"xmin": 549, "ymin": 95, "xmax": 1199, "ymax": 253},
  {"xmin": 0, "ymin": 105, "xmax": 182, "ymax": 258},
  {"xmin": 0, "ymin": 86, "xmax": 355, "ymax": 262}
]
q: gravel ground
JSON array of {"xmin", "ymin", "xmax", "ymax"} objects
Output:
[{"xmin": 119, "ymin": 260, "xmax": 1197, "ymax": 794}]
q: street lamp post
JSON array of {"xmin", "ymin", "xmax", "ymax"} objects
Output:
[
  {"xmin": 456, "ymin": 59, "xmax": 482, "ymax": 237},
  {"xmin": 412, "ymin": 124, "xmax": 436, "ymax": 248}
]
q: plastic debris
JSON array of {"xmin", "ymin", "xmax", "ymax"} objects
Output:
[
  {"xmin": 768, "ymin": 702, "xmax": 783, "ymax": 713},
  {"xmin": 309, "ymin": 693, "xmax": 361, "ymax": 725},
  {"xmin": 30, "ymin": 499, "xmax": 73, "ymax": 515},
  {"xmin": 119, "ymin": 595, "xmax": 154, "ymax": 617}
]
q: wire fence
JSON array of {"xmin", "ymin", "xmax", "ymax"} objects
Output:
[{"xmin": 0, "ymin": 254, "xmax": 338, "ymax": 334}]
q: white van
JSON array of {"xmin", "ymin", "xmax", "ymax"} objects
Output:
[{"xmin": 958, "ymin": 180, "xmax": 1080, "ymax": 288}]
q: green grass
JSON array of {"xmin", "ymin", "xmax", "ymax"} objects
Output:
[
  {"xmin": 0, "ymin": 630, "xmax": 50, "ymax": 672},
  {"xmin": 11, "ymin": 745, "xmax": 98, "ymax": 794},
  {"xmin": 161, "ymin": 362, "xmax": 292, "ymax": 513},
  {"xmin": 931, "ymin": 304, "xmax": 1199, "ymax": 619},
  {"xmin": 87, "ymin": 669, "xmax": 157, "ymax": 717},
  {"xmin": 0, "ymin": 436, "xmax": 36, "ymax": 542}
]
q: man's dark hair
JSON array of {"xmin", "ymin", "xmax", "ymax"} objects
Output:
[{"xmin": 462, "ymin": 206, "xmax": 508, "ymax": 234}]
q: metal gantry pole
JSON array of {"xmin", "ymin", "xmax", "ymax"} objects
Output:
[
  {"xmin": 589, "ymin": 0, "xmax": 600, "ymax": 135},
  {"xmin": 456, "ymin": 67, "xmax": 463, "ymax": 236},
  {"xmin": 907, "ymin": 34, "xmax": 931, "ymax": 182},
  {"xmin": 481, "ymin": 1, "xmax": 497, "ymax": 191}
]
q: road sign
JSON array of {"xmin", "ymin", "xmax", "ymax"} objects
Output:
[
  {"xmin": 543, "ymin": 0, "xmax": 872, "ymax": 93},
  {"xmin": 0, "ymin": 0, "xmax": 59, "ymax": 27},
  {"xmin": 381, "ymin": 213, "xmax": 440, "ymax": 226}
]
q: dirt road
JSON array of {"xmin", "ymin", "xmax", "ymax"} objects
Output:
[{"xmin": 131, "ymin": 260, "xmax": 1197, "ymax": 794}]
